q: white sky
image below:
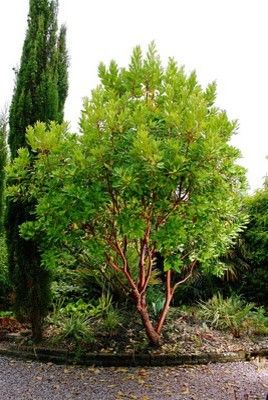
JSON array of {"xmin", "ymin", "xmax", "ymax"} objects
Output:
[{"xmin": 1, "ymin": 0, "xmax": 267, "ymax": 191}]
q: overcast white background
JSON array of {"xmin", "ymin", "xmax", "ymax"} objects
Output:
[{"xmin": 1, "ymin": 0, "xmax": 267, "ymax": 191}]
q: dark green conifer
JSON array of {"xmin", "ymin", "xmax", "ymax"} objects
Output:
[
  {"xmin": 7, "ymin": 0, "xmax": 68, "ymax": 340},
  {"xmin": 0, "ymin": 108, "xmax": 7, "ymax": 230}
]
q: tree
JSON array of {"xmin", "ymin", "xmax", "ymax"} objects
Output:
[
  {"xmin": 0, "ymin": 107, "xmax": 8, "ymax": 230},
  {"xmin": 9, "ymin": 0, "xmax": 68, "ymax": 158},
  {"xmin": 6, "ymin": 0, "xmax": 68, "ymax": 340},
  {"xmin": 8, "ymin": 44, "xmax": 247, "ymax": 345},
  {"xmin": 0, "ymin": 107, "xmax": 9, "ymax": 303}
]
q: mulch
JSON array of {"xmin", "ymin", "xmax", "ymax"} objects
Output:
[{"xmin": 0, "ymin": 314, "xmax": 268, "ymax": 367}]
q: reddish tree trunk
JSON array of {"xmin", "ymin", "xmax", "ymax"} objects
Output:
[
  {"xmin": 155, "ymin": 293, "xmax": 173, "ymax": 335},
  {"xmin": 135, "ymin": 295, "xmax": 161, "ymax": 346},
  {"xmin": 156, "ymin": 270, "xmax": 174, "ymax": 335}
]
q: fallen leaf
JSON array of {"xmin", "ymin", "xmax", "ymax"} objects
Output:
[
  {"xmin": 138, "ymin": 369, "xmax": 147, "ymax": 377},
  {"xmin": 181, "ymin": 384, "xmax": 190, "ymax": 395},
  {"xmin": 116, "ymin": 367, "xmax": 129, "ymax": 373},
  {"xmin": 53, "ymin": 384, "xmax": 60, "ymax": 390}
]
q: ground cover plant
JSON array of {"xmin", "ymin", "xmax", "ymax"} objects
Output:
[{"xmin": 7, "ymin": 43, "xmax": 247, "ymax": 345}]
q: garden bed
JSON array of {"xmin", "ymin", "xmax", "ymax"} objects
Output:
[{"xmin": 1, "ymin": 310, "xmax": 268, "ymax": 366}]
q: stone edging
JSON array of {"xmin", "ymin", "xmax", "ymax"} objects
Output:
[{"xmin": 0, "ymin": 342, "xmax": 268, "ymax": 367}]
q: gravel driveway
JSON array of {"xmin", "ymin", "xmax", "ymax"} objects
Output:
[{"xmin": 0, "ymin": 356, "xmax": 268, "ymax": 399}]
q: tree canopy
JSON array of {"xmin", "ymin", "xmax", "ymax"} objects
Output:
[{"xmin": 9, "ymin": 0, "xmax": 68, "ymax": 159}]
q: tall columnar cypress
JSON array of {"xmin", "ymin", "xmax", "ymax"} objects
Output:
[
  {"xmin": 56, "ymin": 25, "xmax": 68, "ymax": 123},
  {"xmin": 0, "ymin": 109, "xmax": 7, "ymax": 231},
  {"xmin": 7, "ymin": 0, "xmax": 68, "ymax": 340}
]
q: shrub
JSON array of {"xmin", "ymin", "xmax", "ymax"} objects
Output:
[
  {"xmin": 241, "ymin": 267, "xmax": 268, "ymax": 304},
  {"xmin": 238, "ymin": 184, "xmax": 268, "ymax": 304}
]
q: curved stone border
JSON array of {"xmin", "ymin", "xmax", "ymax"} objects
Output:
[{"xmin": 0, "ymin": 341, "xmax": 267, "ymax": 367}]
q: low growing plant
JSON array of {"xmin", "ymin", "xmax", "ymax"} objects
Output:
[
  {"xmin": 0, "ymin": 311, "xmax": 14, "ymax": 317},
  {"xmin": 59, "ymin": 314, "xmax": 95, "ymax": 344},
  {"xmin": 198, "ymin": 293, "xmax": 268, "ymax": 337},
  {"xmin": 101, "ymin": 307, "xmax": 123, "ymax": 332},
  {"xmin": 47, "ymin": 300, "xmax": 94, "ymax": 344},
  {"xmin": 147, "ymin": 286, "xmax": 165, "ymax": 319},
  {"xmin": 47, "ymin": 292, "xmax": 121, "ymax": 342},
  {"xmin": 248, "ymin": 306, "xmax": 268, "ymax": 335}
]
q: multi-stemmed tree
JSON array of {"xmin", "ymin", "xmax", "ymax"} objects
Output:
[
  {"xmin": 7, "ymin": 0, "xmax": 68, "ymax": 340},
  {"xmin": 8, "ymin": 44, "xmax": 247, "ymax": 345}
]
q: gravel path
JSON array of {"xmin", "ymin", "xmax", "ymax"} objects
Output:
[{"xmin": 0, "ymin": 356, "xmax": 268, "ymax": 399}]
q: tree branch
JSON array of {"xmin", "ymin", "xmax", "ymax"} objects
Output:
[
  {"xmin": 105, "ymin": 254, "xmax": 122, "ymax": 273},
  {"xmin": 173, "ymin": 260, "xmax": 197, "ymax": 291},
  {"xmin": 155, "ymin": 270, "xmax": 173, "ymax": 334},
  {"xmin": 139, "ymin": 221, "xmax": 151, "ymax": 289},
  {"xmin": 140, "ymin": 248, "xmax": 154, "ymax": 295}
]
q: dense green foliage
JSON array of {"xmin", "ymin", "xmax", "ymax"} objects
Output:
[
  {"xmin": 9, "ymin": 0, "xmax": 68, "ymax": 158},
  {"xmin": 239, "ymin": 184, "xmax": 268, "ymax": 303},
  {"xmin": 6, "ymin": 0, "xmax": 68, "ymax": 340},
  {"xmin": 7, "ymin": 44, "xmax": 247, "ymax": 344},
  {"xmin": 0, "ymin": 109, "xmax": 7, "ymax": 230},
  {"xmin": 244, "ymin": 185, "xmax": 268, "ymax": 267},
  {"xmin": 47, "ymin": 294, "xmax": 122, "ymax": 344},
  {"xmin": 0, "ymin": 110, "xmax": 9, "ymax": 307},
  {"xmin": 175, "ymin": 181, "xmax": 268, "ymax": 305},
  {"xmin": 0, "ymin": 233, "xmax": 9, "ymax": 305}
]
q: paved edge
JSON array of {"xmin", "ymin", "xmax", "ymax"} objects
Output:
[{"xmin": 0, "ymin": 342, "xmax": 267, "ymax": 367}]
